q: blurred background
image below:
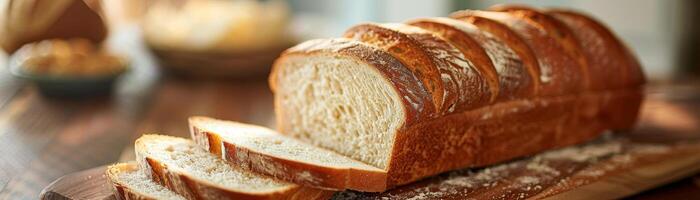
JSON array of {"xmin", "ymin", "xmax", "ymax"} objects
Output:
[
  {"xmin": 1, "ymin": 0, "xmax": 699, "ymax": 85},
  {"xmin": 100, "ymin": 0, "xmax": 700, "ymax": 81},
  {"xmin": 283, "ymin": 0, "xmax": 699, "ymax": 80},
  {"xmin": 0, "ymin": 1, "xmax": 699, "ymax": 199}
]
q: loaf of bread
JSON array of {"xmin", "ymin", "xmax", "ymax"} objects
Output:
[
  {"xmin": 0, "ymin": 0, "xmax": 107, "ymax": 53},
  {"xmin": 269, "ymin": 6, "xmax": 644, "ymax": 191}
]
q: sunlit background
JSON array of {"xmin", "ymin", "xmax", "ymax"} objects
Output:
[
  {"xmin": 99, "ymin": 0, "xmax": 700, "ymax": 81},
  {"xmin": 287, "ymin": 0, "xmax": 697, "ymax": 80},
  {"xmin": 2, "ymin": 0, "xmax": 697, "ymax": 83}
]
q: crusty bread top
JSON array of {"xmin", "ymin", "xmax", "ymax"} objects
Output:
[
  {"xmin": 408, "ymin": 17, "xmax": 535, "ymax": 101},
  {"xmin": 106, "ymin": 163, "xmax": 185, "ymax": 200},
  {"xmin": 383, "ymin": 23, "xmax": 492, "ymax": 113},
  {"xmin": 488, "ymin": 5, "xmax": 592, "ymax": 90},
  {"xmin": 450, "ymin": 12, "xmax": 543, "ymax": 96},
  {"xmin": 346, "ymin": 23, "xmax": 492, "ymax": 113},
  {"xmin": 344, "ymin": 23, "xmax": 447, "ymax": 113},
  {"xmin": 452, "ymin": 10, "xmax": 583, "ymax": 96},
  {"xmin": 546, "ymin": 9, "xmax": 646, "ymax": 89},
  {"xmin": 407, "ymin": 18, "xmax": 500, "ymax": 103},
  {"xmin": 135, "ymin": 135, "xmax": 298, "ymax": 194}
]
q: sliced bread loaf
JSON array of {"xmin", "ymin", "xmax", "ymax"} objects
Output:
[
  {"xmin": 270, "ymin": 7, "xmax": 643, "ymax": 191},
  {"xmin": 134, "ymin": 134, "xmax": 333, "ymax": 200},
  {"xmin": 189, "ymin": 116, "xmax": 387, "ymax": 192},
  {"xmin": 107, "ymin": 163, "xmax": 186, "ymax": 200}
]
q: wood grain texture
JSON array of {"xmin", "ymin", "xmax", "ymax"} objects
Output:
[
  {"xmin": 542, "ymin": 148, "xmax": 700, "ymax": 200},
  {"xmin": 38, "ymin": 84, "xmax": 700, "ymax": 200},
  {"xmin": 39, "ymin": 136, "xmax": 700, "ymax": 200},
  {"xmin": 336, "ymin": 137, "xmax": 700, "ymax": 200},
  {"xmin": 626, "ymin": 174, "xmax": 700, "ymax": 199},
  {"xmin": 0, "ymin": 26, "xmax": 157, "ymax": 199},
  {"xmin": 0, "ymin": 52, "xmax": 24, "ymax": 110},
  {"xmin": 116, "ymin": 77, "xmax": 275, "ymax": 163},
  {"xmin": 40, "ymin": 166, "xmax": 114, "ymax": 200},
  {"xmin": 0, "ymin": 89, "xmax": 79, "ymax": 197},
  {"xmin": 0, "ymin": 93, "xmax": 150, "ymax": 199},
  {"xmin": 0, "ymin": 36, "xmax": 275, "ymax": 200}
]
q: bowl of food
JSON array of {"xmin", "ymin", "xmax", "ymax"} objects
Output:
[
  {"xmin": 9, "ymin": 39, "xmax": 128, "ymax": 97},
  {"xmin": 142, "ymin": 0, "xmax": 293, "ymax": 79}
]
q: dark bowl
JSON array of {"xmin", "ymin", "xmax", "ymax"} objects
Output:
[
  {"xmin": 148, "ymin": 43, "xmax": 291, "ymax": 80},
  {"xmin": 8, "ymin": 57, "xmax": 128, "ymax": 98}
]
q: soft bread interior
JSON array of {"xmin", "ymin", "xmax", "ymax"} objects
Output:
[
  {"xmin": 191, "ymin": 117, "xmax": 384, "ymax": 171},
  {"xmin": 135, "ymin": 135, "xmax": 294, "ymax": 193},
  {"xmin": 274, "ymin": 54, "xmax": 404, "ymax": 169},
  {"xmin": 107, "ymin": 163, "xmax": 185, "ymax": 200}
]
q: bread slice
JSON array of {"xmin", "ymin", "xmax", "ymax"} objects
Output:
[
  {"xmin": 344, "ymin": 23, "xmax": 492, "ymax": 113},
  {"xmin": 189, "ymin": 116, "xmax": 387, "ymax": 192},
  {"xmin": 403, "ymin": 18, "xmax": 499, "ymax": 103},
  {"xmin": 545, "ymin": 9, "xmax": 644, "ymax": 130},
  {"xmin": 270, "ymin": 38, "xmax": 433, "ymax": 173},
  {"xmin": 451, "ymin": 10, "xmax": 584, "ymax": 96},
  {"xmin": 450, "ymin": 10, "xmax": 584, "ymax": 96},
  {"xmin": 134, "ymin": 134, "xmax": 333, "ymax": 200},
  {"xmin": 546, "ymin": 9, "xmax": 644, "ymax": 89},
  {"xmin": 488, "ymin": 5, "xmax": 592, "ymax": 90},
  {"xmin": 343, "ymin": 23, "xmax": 446, "ymax": 112},
  {"xmin": 449, "ymin": 12, "xmax": 542, "ymax": 95},
  {"xmin": 407, "ymin": 17, "xmax": 534, "ymax": 101},
  {"xmin": 107, "ymin": 163, "xmax": 186, "ymax": 200}
]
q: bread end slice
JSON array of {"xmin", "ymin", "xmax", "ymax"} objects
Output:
[
  {"xmin": 189, "ymin": 116, "xmax": 389, "ymax": 192},
  {"xmin": 107, "ymin": 163, "xmax": 186, "ymax": 200},
  {"xmin": 135, "ymin": 134, "xmax": 333, "ymax": 200},
  {"xmin": 269, "ymin": 38, "xmax": 435, "ymax": 173}
]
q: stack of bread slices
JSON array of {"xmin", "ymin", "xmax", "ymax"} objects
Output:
[
  {"xmin": 107, "ymin": 5, "xmax": 644, "ymax": 200},
  {"xmin": 107, "ymin": 127, "xmax": 335, "ymax": 200}
]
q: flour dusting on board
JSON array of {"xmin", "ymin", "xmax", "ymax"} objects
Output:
[{"xmin": 333, "ymin": 135, "xmax": 685, "ymax": 200}]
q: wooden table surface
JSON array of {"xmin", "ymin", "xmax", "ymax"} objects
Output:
[{"xmin": 0, "ymin": 28, "xmax": 699, "ymax": 200}]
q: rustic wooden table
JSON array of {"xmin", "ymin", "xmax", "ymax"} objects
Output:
[
  {"xmin": 0, "ymin": 28, "xmax": 699, "ymax": 200},
  {"xmin": 0, "ymin": 27, "xmax": 279, "ymax": 199}
]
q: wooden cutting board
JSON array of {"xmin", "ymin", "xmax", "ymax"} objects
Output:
[{"xmin": 40, "ymin": 89, "xmax": 700, "ymax": 200}]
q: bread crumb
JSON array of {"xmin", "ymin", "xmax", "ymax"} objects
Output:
[
  {"xmin": 540, "ymin": 139, "xmax": 621, "ymax": 162},
  {"xmin": 517, "ymin": 176, "xmax": 540, "ymax": 185},
  {"xmin": 579, "ymin": 169, "xmax": 604, "ymax": 177},
  {"xmin": 443, "ymin": 176, "xmax": 474, "ymax": 188},
  {"xmin": 632, "ymin": 144, "xmax": 670, "ymax": 154},
  {"xmin": 526, "ymin": 162, "xmax": 559, "ymax": 176}
]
